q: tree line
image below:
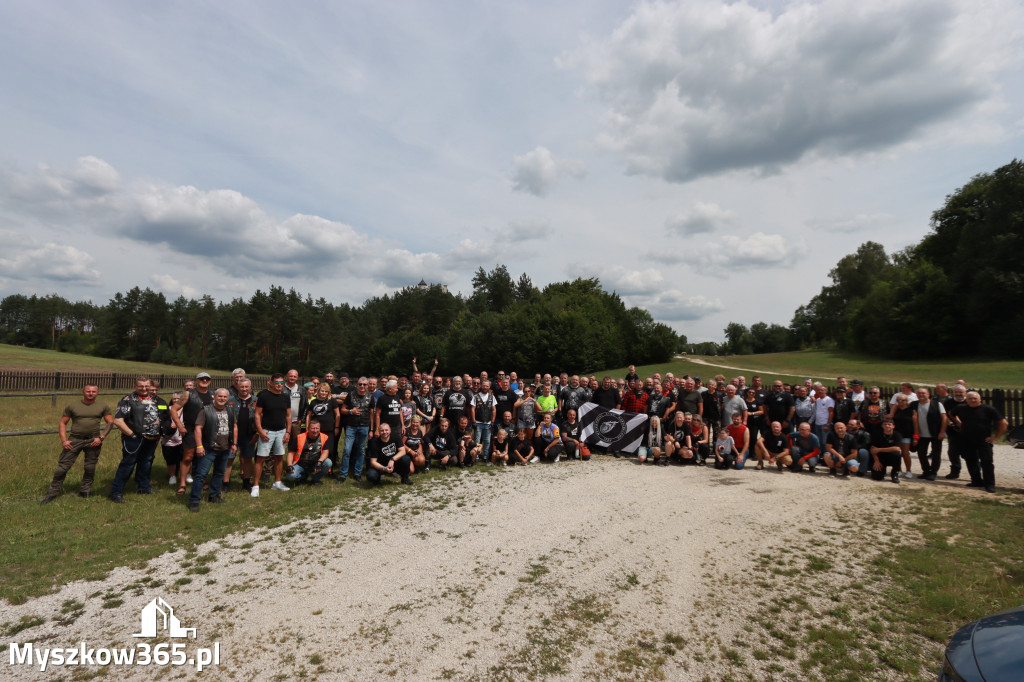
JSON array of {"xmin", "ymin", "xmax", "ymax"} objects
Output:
[
  {"xmin": 0, "ymin": 266, "xmax": 683, "ymax": 375},
  {"xmin": 721, "ymin": 158, "xmax": 1024, "ymax": 358}
]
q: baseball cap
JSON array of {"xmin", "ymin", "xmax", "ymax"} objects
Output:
[{"xmin": 195, "ymin": 372, "xmax": 212, "ymax": 380}]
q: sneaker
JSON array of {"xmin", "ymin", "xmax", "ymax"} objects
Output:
[
  {"xmin": 423, "ymin": 466, "xmax": 430, "ymax": 473},
  {"xmin": 891, "ymin": 474, "xmax": 900, "ymax": 484},
  {"xmin": 186, "ymin": 474, "xmax": 193, "ymax": 484},
  {"xmin": 401, "ymin": 477, "xmax": 413, "ymax": 486},
  {"xmin": 189, "ymin": 503, "xmax": 200, "ymax": 513},
  {"xmin": 808, "ymin": 466, "xmax": 816, "ymax": 474},
  {"xmin": 756, "ymin": 462, "xmax": 764, "ymax": 470},
  {"xmin": 943, "ymin": 472, "xmax": 960, "ymax": 480},
  {"xmin": 250, "ymin": 486, "xmax": 260, "ymax": 498},
  {"xmin": 553, "ymin": 453, "xmax": 561, "ymax": 463},
  {"xmin": 902, "ymin": 471, "xmax": 913, "ymax": 479},
  {"xmin": 923, "ymin": 474, "xmax": 937, "ymax": 481},
  {"xmin": 168, "ymin": 475, "xmax": 177, "ymax": 486},
  {"xmin": 529, "ymin": 456, "xmax": 540, "ymax": 463},
  {"xmin": 829, "ymin": 467, "xmax": 837, "ymax": 476},
  {"xmin": 271, "ymin": 481, "xmax": 290, "ymax": 491}
]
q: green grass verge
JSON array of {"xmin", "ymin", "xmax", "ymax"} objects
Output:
[
  {"xmin": 0, "ymin": 426, "xmax": 460, "ymax": 604},
  {"xmin": 603, "ymin": 349, "xmax": 1024, "ymax": 389},
  {"xmin": 0, "ymin": 343, "xmax": 228, "ymax": 375}
]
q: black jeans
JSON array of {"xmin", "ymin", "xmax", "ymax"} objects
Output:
[
  {"xmin": 946, "ymin": 433, "xmax": 963, "ymax": 475},
  {"xmin": 961, "ymin": 439, "xmax": 995, "ymax": 486},
  {"xmin": 916, "ymin": 436, "xmax": 943, "ymax": 476},
  {"xmin": 870, "ymin": 451, "xmax": 901, "ymax": 480}
]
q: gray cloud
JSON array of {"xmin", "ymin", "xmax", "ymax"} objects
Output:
[
  {"xmin": 666, "ymin": 202, "xmax": 736, "ymax": 235},
  {"xmin": 562, "ymin": 0, "xmax": 1012, "ymax": 182},
  {"xmin": 511, "ymin": 146, "xmax": 587, "ymax": 196},
  {"xmin": 0, "ymin": 230, "xmax": 101, "ymax": 283}
]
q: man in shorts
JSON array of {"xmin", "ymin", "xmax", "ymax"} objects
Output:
[
  {"xmin": 41, "ymin": 384, "xmax": 113, "ymax": 503},
  {"xmin": 824, "ymin": 421, "xmax": 860, "ymax": 476},
  {"xmin": 252, "ymin": 373, "xmax": 292, "ymax": 497}
]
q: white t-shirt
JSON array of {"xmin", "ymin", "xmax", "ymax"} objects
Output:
[
  {"xmin": 813, "ymin": 396, "xmax": 835, "ymax": 425},
  {"xmin": 916, "ymin": 400, "xmax": 946, "ymax": 438},
  {"xmin": 889, "ymin": 392, "xmax": 918, "ymax": 406}
]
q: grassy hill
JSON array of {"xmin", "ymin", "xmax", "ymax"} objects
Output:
[
  {"xmin": 602, "ymin": 350, "xmax": 1024, "ymax": 389},
  {"xmin": 0, "ymin": 343, "xmax": 229, "ymax": 375}
]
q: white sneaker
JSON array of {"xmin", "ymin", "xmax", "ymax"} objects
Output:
[
  {"xmin": 529, "ymin": 456, "xmax": 540, "ymax": 463},
  {"xmin": 250, "ymin": 486, "xmax": 259, "ymax": 498},
  {"xmin": 902, "ymin": 471, "xmax": 914, "ymax": 479},
  {"xmin": 271, "ymin": 481, "xmax": 290, "ymax": 491},
  {"xmin": 553, "ymin": 453, "xmax": 561, "ymax": 463},
  {"xmin": 186, "ymin": 474, "xmax": 193, "ymax": 484},
  {"xmin": 168, "ymin": 475, "xmax": 177, "ymax": 486}
]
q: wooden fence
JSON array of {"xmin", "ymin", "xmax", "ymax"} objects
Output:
[{"xmin": 0, "ymin": 370, "xmax": 270, "ymax": 393}]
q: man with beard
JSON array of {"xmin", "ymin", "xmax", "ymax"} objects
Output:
[
  {"xmin": 109, "ymin": 376, "xmax": 163, "ymax": 503},
  {"xmin": 228, "ymin": 377, "xmax": 258, "ymax": 490},
  {"xmin": 442, "ymin": 376, "xmax": 473, "ymax": 427},
  {"xmin": 374, "ymin": 379, "xmax": 405, "ymax": 438},
  {"xmin": 558, "ymin": 375, "xmax": 588, "ymax": 422},
  {"xmin": 339, "ymin": 377, "xmax": 373, "ymax": 483},
  {"xmin": 178, "ymin": 371, "xmax": 214, "ymax": 494}
]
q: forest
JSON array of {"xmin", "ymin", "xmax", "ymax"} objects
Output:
[{"xmin": 0, "ymin": 266, "xmax": 682, "ymax": 375}]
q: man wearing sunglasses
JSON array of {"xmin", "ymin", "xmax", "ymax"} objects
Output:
[{"xmin": 177, "ymin": 372, "xmax": 215, "ymax": 495}]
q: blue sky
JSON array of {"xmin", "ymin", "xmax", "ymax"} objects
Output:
[{"xmin": 1, "ymin": 0, "xmax": 1021, "ymax": 341}]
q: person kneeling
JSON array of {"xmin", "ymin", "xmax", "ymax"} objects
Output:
[
  {"xmin": 285, "ymin": 421, "xmax": 331, "ymax": 486},
  {"xmin": 638, "ymin": 416, "xmax": 666, "ymax": 465},
  {"xmin": 714, "ymin": 428, "xmax": 736, "ymax": 470},
  {"xmin": 367, "ymin": 424, "xmax": 413, "ymax": 485},
  {"xmin": 824, "ymin": 421, "xmax": 859, "ymax": 477}
]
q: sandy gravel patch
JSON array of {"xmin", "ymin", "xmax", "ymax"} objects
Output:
[{"xmin": 3, "ymin": 445, "xmax": 1022, "ymax": 680}]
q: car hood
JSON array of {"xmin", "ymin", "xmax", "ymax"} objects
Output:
[{"xmin": 949, "ymin": 605, "xmax": 1024, "ymax": 682}]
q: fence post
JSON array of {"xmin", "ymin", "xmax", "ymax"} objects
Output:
[
  {"xmin": 55, "ymin": 371, "xmax": 62, "ymax": 391},
  {"xmin": 111, "ymin": 372, "xmax": 117, "ymax": 390},
  {"xmin": 160, "ymin": 374, "xmax": 165, "ymax": 389},
  {"xmin": 51, "ymin": 393, "xmax": 57, "ymax": 407},
  {"xmin": 992, "ymin": 388, "xmax": 1005, "ymax": 417}
]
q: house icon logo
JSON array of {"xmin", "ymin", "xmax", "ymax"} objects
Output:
[{"xmin": 133, "ymin": 597, "xmax": 196, "ymax": 639}]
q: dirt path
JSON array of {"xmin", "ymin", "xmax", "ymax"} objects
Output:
[
  {"xmin": 684, "ymin": 356, "xmax": 937, "ymax": 387},
  {"xmin": 4, "ymin": 448, "xmax": 1022, "ymax": 680}
]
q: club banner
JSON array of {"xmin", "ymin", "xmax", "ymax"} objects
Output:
[{"xmin": 578, "ymin": 403, "xmax": 649, "ymax": 454}]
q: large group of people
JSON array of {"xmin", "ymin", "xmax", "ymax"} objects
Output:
[{"xmin": 40, "ymin": 361, "xmax": 1010, "ymax": 511}]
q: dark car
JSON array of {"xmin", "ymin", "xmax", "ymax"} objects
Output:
[{"xmin": 940, "ymin": 605, "xmax": 1024, "ymax": 681}]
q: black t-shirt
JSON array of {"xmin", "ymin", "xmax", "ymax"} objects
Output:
[
  {"xmin": 368, "ymin": 436, "xmax": 400, "ymax": 464},
  {"xmin": 493, "ymin": 388, "xmax": 518, "ymax": 422},
  {"xmin": 764, "ymin": 391, "xmax": 794, "ymax": 422},
  {"xmin": 762, "ymin": 433, "xmax": 789, "ymax": 455},
  {"xmin": 375, "ymin": 393, "xmax": 404, "ymax": 432},
  {"xmin": 232, "ymin": 395, "xmax": 256, "ymax": 442},
  {"xmin": 404, "ymin": 428, "xmax": 425, "ymax": 452},
  {"xmin": 560, "ymin": 419, "xmax": 582, "ymax": 441},
  {"xmin": 428, "ymin": 426, "xmax": 455, "ymax": 451},
  {"xmin": 256, "ymin": 390, "xmax": 291, "ymax": 431},
  {"xmin": 415, "ymin": 394, "xmax": 436, "ymax": 420},
  {"xmin": 826, "ymin": 431, "xmax": 856, "ymax": 456},
  {"xmin": 559, "ymin": 386, "xmax": 588, "ymax": 416},
  {"xmin": 442, "ymin": 388, "xmax": 472, "ymax": 422},
  {"xmin": 892, "ymin": 406, "xmax": 915, "ymax": 439},
  {"xmin": 952, "ymin": 404, "xmax": 1003, "ymax": 440},
  {"xmin": 344, "ymin": 391, "xmax": 373, "ymax": 428},
  {"xmin": 512, "ymin": 436, "xmax": 532, "ymax": 458},
  {"xmin": 591, "ymin": 387, "xmax": 619, "ymax": 409},
  {"xmin": 702, "ymin": 391, "xmax": 721, "ymax": 420},
  {"xmin": 646, "ymin": 392, "xmax": 669, "ymax": 419},
  {"xmin": 491, "ymin": 437, "xmax": 509, "ymax": 457},
  {"xmin": 305, "ymin": 398, "xmax": 338, "ymax": 433},
  {"xmin": 872, "ymin": 431, "xmax": 903, "ymax": 449}
]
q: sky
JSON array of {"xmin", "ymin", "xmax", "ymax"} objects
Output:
[{"xmin": 1, "ymin": 0, "xmax": 1022, "ymax": 342}]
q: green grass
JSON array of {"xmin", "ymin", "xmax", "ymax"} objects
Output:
[
  {"xmin": 0, "ymin": 423, "xmax": 459, "ymax": 604},
  {"xmin": 605, "ymin": 349, "xmax": 1024, "ymax": 389},
  {"xmin": 0, "ymin": 342, "xmax": 228, "ymax": 375}
]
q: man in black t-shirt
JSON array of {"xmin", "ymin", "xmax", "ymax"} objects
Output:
[
  {"xmin": 755, "ymin": 421, "xmax": 791, "ymax": 470},
  {"xmin": 339, "ymin": 377, "xmax": 373, "ymax": 482},
  {"xmin": 951, "ymin": 392, "xmax": 1007, "ymax": 492},
  {"xmin": 374, "ymin": 380, "xmax": 405, "ymax": 437},
  {"xmin": 442, "ymin": 377, "xmax": 473, "ymax": 425},
  {"xmin": 492, "ymin": 378, "xmax": 518, "ymax": 430},
  {"xmin": 179, "ymin": 372, "xmax": 214, "ymax": 493},
  {"xmin": 763, "ymin": 380, "xmax": 795, "ymax": 433},
  {"xmin": 824, "ymin": 421, "xmax": 860, "ymax": 476},
  {"xmin": 869, "ymin": 419, "xmax": 903, "ymax": 483},
  {"xmin": 253, "ymin": 373, "xmax": 293, "ymax": 496},
  {"xmin": 943, "ymin": 385, "xmax": 968, "ymax": 479},
  {"xmin": 591, "ymin": 377, "xmax": 620, "ymax": 409},
  {"xmin": 558, "ymin": 375, "xmax": 588, "ymax": 422},
  {"xmin": 366, "ymin": 423, "xmax": 412, "ymax": 485},
  {"xmin": 227, "ymin": 378, "xmax": 258, "ymax": 490}
]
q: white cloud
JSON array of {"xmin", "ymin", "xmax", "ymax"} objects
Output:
[
  {"xmin": 699, "ymin": 232, "xmax": 804, "ymax": 268},
  {"xmin": 591, "ymin": 265, "xmax": 665, "ymax": 295},
  {"xmin": 562, "ymin": 0, "xmax": 1020, "ymax": 182},
  {"xmin": 666, "ymin": 202, "xmax": 736, "ymax": 235},
  {"xmin": 150, "ymin": 274, "xmax": 200, "ymax": 299},
  {"xmin": 0, "ymin": 230, "xmax": 101, "ymax": 283},
  {"xmin": 511, "ymin": 146, "xmax": 588, "ymax": 196},
  {"xmin": 807, "ymin": 213, "xmax": 893, "ymax": 233},
  {"xmin": 627, "ymin": 290, "xmax": 725, "ymax": 321}
]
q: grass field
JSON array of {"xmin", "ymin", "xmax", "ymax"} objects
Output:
[
  {"xmin": 603, "ymin": 349, "xmax": 1024, "ymax": 389},
  {"xmin": 0, "ymin": 343, "xmax": 229, "ymax": 375}
]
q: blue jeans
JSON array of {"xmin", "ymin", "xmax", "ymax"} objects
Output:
[
  {"xmin": 189, "ymin": 448, "xmax": 229, "ymax": 504},
  {"xmin": 857, "ymin": 448, "xmax": 870, "ymax": 471},
  {"xmin": 285, "ymin": 458, "xmax": 332, "ymax": 484},
  {"xmin": 812, "ymin": 424, "xmax": 831, "ymax": 449},
  {"xmin": 342, "ymin": 426, "xmax": 368, "ymax": 478},
  {"xmin": 110, "ymin": 435, "xmax": 159, "ymax": 497},
  {"xmin": 474, "ymin": 422, "xmax": 492, "ymax": 461}
]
